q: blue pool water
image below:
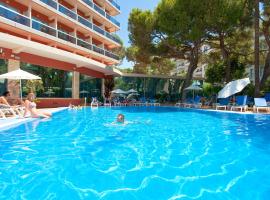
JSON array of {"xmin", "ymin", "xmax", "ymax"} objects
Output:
[{"xmin": 0, "ymin": 107, "xmax": 270, "ymax": 199}]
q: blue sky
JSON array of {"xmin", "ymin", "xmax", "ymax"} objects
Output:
[{"xmin": 115, "ymin": 0, "xmax": 160, "ymax": 69}]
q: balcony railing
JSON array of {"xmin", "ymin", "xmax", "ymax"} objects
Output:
[
  {"xmin": 0, "ymin": 5, "xmax": 30, "ymax": 26},
  {"xmin": 77, "ymin": 38, "xmax": 92, "ymax": 50},
  {"xmin": 105, "ymin": 13, "xmax": 120, "ymax": 27},
  {"xmin": 93, "ymin": 45, "xmax": 105, "ymax": 55},
  {"xmin": 38, "ymin": 0, "xmax": 120, "ymax": 44},
  {"xmin": 59, "ymin": 4, "xmax": 77, "ymax": 20},
  {"xmin": 32, "ymin": 19, "xmax": 57, "ymax": 36},
  {"xmin": 81, "ymin": 0, "xmax": 120, "ymax": 27},
  {"xmin": 78, "ymin": 16, "xmax": 92, "ymax": 29},
  {"xmin": 40, "ymin": 0, "xmax": 57, "ymax": 9},
  {"xmin": 93, "ymin": 24, "xmax": 105, "ymax": 35},
  {"xmin": 58, "ymin": 30, "xmax": 77, "ymax": 44},
  {"xmin": 105, "ymin": 50, "xmax": 119, "ymax": 60},
  {"xmin": 107, "ymin": 0, "xmax": 120, "ymax": 11},
  {"xmin": 0, "ymin": 4, "xmax": 119, "ymax": 61}
]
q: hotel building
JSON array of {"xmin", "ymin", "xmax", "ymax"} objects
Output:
[{"xmin": 0, "ymin": 0, "xmax": 121, "ymax": 104}]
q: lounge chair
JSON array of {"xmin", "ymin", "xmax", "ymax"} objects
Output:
[
  {"xmin": 0, "ymin": 104, "xmax": 18, "ymax": 118},
  {"xmin": 90, "ymin": 97, "xmax": 99, "ymax": 107},
  {"xmin": 231, "ymin": 95, "xmax": 248, "ymax": 112},
  {"xmin": 190, "ymin": 96, "xmax": 202, "ymax": 108},
  {"xmin": 216, "ymin": 98, "xmax": 229, "ymax": 110},
  {"xmin": 253, "ymin": 98, "xmax": 270, "ymax": 113},
  {"xmin": 265, "ymin": 92, "xmax": 270, "ymax": 102}
]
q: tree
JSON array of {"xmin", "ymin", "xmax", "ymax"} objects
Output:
[
  {"xmin": 128, "ymin": 0, "xmax": 211, "ymax": 100},
  {"xmin": 254, "ymin": 0, "xmax": 260, "ymax": 96},
  {"xmin": 258, "ymin": 1, "xmax": 270, "ymax": 91},
  {"xmin": 206, "ymin": 0, "xmax": 253, "ymax": 82}
]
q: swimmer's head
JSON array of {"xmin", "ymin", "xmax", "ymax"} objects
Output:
[{"xmin": 117, "ymin": 114, "xmax": 125, "ymax": 123}]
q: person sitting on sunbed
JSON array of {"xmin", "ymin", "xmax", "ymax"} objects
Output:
[
  {"xmin": 0, "ymin": 91, "xmax": 11, "ymax": 106},
  {"xmin": 0, "ymin": 91, "xmax": 23, "ymax": 116},
  {"xmin": 24, "ymin": 93, "xmax": 51, "ymax": 118}
]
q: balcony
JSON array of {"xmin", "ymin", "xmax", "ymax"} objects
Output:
[
  {"xmin": 0, "ymin": 5, "xmax": 119, "ymax": 61},
  {"xmin": 32, "ymin": 19, "xmax": 57, "ymax": 36},
  {"xmin": 59, "ymin": 4, "xmax": 77, "ymax": 20},
  {"xmin": 0, "ymin": 5, "xmax": 30, "ymax": 27},
  {"xmin": 81, "ymin": 0, "xmax": 120, "ymax": 27},
  {"xmin": 58, "ymin": 30, "xmax": 77, "ymax": 44},
  {"xmin": 107, "ymin": 0, "xmax": 120, "ymax": 11},
  {"xmin": 78, "ymin": 16, "xmax": 92, "ymax": 29},
  {"xmin": 38, "ymin": 0, "xmax": 121, "ymax": 45},
  {"xmin": 40, "ymin": 0, "xmax": 57, "ymax": 9}
]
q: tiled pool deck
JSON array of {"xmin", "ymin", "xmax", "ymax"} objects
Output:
[{"xmin": 0, "ymin": 107, "xmax": 67, "ymax": 131}]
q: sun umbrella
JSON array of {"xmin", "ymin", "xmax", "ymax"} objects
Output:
[
  {"xmin": 80, "ymin": 90, "xmax": 89, "ymax": 94},
  {"xmin": 127, "ymin": 89, "xmax": 138, "ymax": 93},
  {"xmin": 111, "ymin": 89, "xmax": 128, "ymax": 94},
  {"xmin": 218, "ymin": 78, "xmax": 250, "ymax": 99},
  {"xmin": 184, "ymin": 83, "xmax": 202, "ymax": 100},
  {"xmin": 163, "ymin": 80, "xmax": 169, "ymax": 94},
  {"xmin": 127, "ymin": 93, "xmax": 139, "ymax": 99},
  {"xmin": 44, "ymin": 90, "xmax": 55, "ymax": 96},
  {"xmin": 0, "ymin": 68, "xmax": 41, "ymax": 99}
]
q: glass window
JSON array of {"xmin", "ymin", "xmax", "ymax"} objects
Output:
[
  {"xmin": 0, "ymin": 59, "xmax": 7, "ymax": 95},
  {"xmin": 21, "ymin": 63, "xmax": 72, "ymax": 98},
  {"xmin": 80, "ymin": 75, "xmax": 101, "ymax": 100}
]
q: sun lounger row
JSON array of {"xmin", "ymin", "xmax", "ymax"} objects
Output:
[{"xmin": 175, "ymin": 95, "xmax": 270, "ymax": 113}]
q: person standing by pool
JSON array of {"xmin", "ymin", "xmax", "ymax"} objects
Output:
[{"xmin": 24, "ymin": 93, "xmax": 52, "ymax": 118}]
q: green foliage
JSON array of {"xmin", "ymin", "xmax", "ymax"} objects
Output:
[
  {"xmin": 25, "ymin": 80, "xmax": 44, "ymax": 93},
  {"xmin": 206, "ymin": 58, "xmax": 246, "ymax": 84},
  {"xmin": 205, "ymin": 62, "xmax": 226, "ymax": 84}
]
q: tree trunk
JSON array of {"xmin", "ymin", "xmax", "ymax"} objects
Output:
[
  {"xmin": 219, "ymin": 33, "xmax": 231, "ymax": 83},
  {"xmin": 260, "ymin": 51, "xmax": 270, "ymax": 89},
  {"xmin": 180, "ymin": 45, "xmax": 200, "ymax": 102},
  {"xmin": 254, "ymin": 0, "xmax": 260, "ymax": 97}
]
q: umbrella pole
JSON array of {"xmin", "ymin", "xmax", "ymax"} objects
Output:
[{"xmin": 20, "ymin": 79, "xmax": 22, "ymax": 101}]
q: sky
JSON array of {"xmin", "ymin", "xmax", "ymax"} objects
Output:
[{"xmin": 115, "ymin": 0, "xmax": 160, "ymax": 69}]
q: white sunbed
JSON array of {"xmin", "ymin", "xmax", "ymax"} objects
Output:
[
  {"xmin": 0, "ymin": 104, "xmax": 18, "ymax": 118},
  {"xmin": 253, "ymin": 98, "xmax": 270, "ymax": 113}
]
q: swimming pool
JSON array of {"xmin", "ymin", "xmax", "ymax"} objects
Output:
[{"xmin": 0, "ymin": 107, "xmax": 270, "ymax": 199}]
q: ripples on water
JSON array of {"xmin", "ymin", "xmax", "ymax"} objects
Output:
[{"xmin": 0, "ymin": 107, "xmax": 270, "ymax": 199}]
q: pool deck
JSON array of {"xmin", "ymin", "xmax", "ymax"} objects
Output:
[{"xmin": 0, "ymin": 107, "xmax": 67, "ymax": 131}]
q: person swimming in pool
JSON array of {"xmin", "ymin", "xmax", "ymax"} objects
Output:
[{"xmin": 117, "ymin": 114, "xmax": 125, "ymax": 123}]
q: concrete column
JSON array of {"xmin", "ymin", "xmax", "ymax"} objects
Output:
[
  {"xmin": 7, "ymin": 59, "xmax": 20, "ymax": 98},
  {"xmin": 72, "ymin": 71, "xmax": 80, "ymax": 99}
]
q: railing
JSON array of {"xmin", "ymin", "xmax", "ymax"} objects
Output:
[
  {"xmin": 58, "ymin": 30, "xmax": 77, "ymax": 44},
  {"xmin": 105, "ymin": 50, "xmax": 119, "ymax": 60},
  {"xmin": 81, "ymin": 0, "xmax": 120, "ymax": 27},
  {"xmin": 93, "ymin": 24, "xmax": 105, "ymax": 35},
  {"xmin": 93, "ymin": 45, "xmax": 105, "ymax": 55},
  {"xmin": 0, "ymin": 5, "xmax": 30, "ymax": 26},
  {"xmin": 32, "ymin": 19, "xmax": 57, "ymax": 36},
  {"xmin": 38, "ymin": 0, "xmax": 120, "ymax": 44},
  {"xmin": 107, "ymin": 0, "xmax": 120, "ymax": 11},
  {"xmin": 0, "ymin": 4, "xmax": 120, "ymax": 60},
  {"xmin": 82, "ymin": 0, "xmax": 93, "ymax": 8},
  {"xmin": 40, "ymin": 0, "xmax": 57, "ymax": 9},
  {"xmin": 93, "ymin": 4, "xmax": 105, "ymax": 16},
  {"xmin": 106, "ymin": 13, "xmax": 120, "ymax": 27},
  {"xmin": 78, "ymin": 16, "xmax": 92, "ymax": 29},
  {"xmin": 77, "ymin": 38, "xmax": 92, "ymax": 50},
  {"xmin": 59, "ymin": 4, "xmax": 77, "ymax": 20}
]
